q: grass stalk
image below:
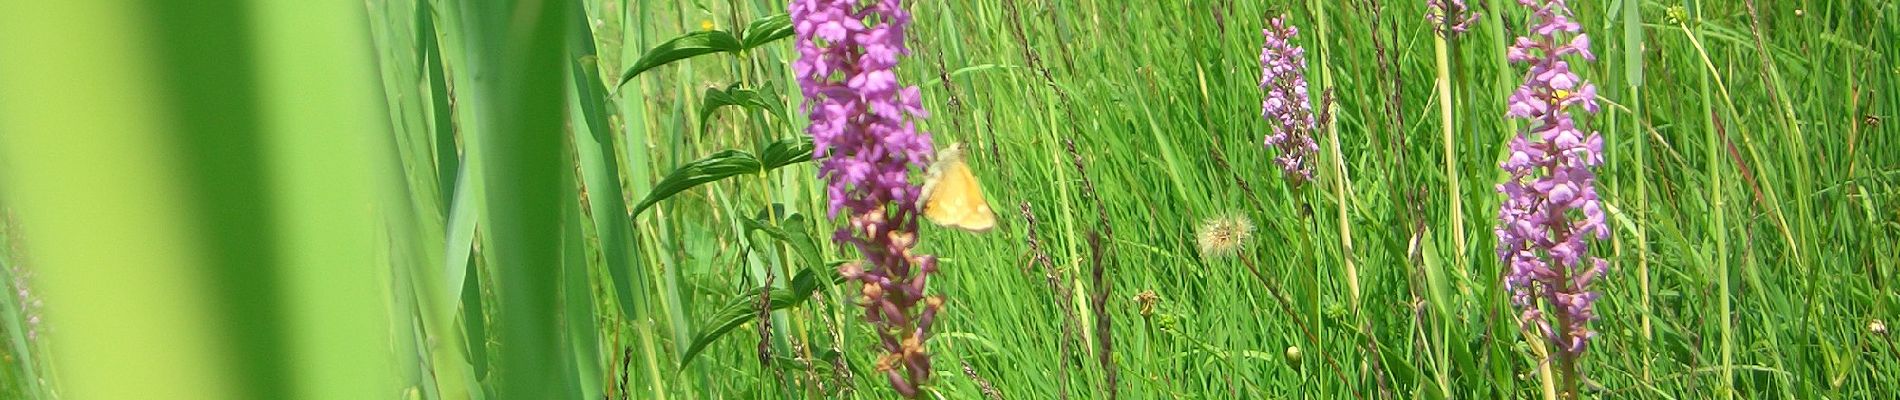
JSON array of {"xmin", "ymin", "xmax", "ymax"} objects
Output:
[
  {"xmin": 1678, "ymin": 10, "xmax": 1735, "ymax": 397},
  {"xmin": 1308, "ymin": 0, "xmax": 1360, "ymax": 312},
  {"xmin": 1433, "ymin": 24, "xmax": 1471, "ymax": 300}
]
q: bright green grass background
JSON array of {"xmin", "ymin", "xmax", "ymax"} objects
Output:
[{"xmin": 0, "ymin": 0, "xmax": 1894, "ymax": 399}]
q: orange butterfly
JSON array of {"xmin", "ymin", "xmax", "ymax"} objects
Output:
[{"xmin": 918, "ymin": 143, "xmax": 995, "ymax": 233}]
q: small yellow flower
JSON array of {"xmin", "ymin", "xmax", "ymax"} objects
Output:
[{"xmin": 700, "ymin": 19, "xmax": 716, "ymax": 31}]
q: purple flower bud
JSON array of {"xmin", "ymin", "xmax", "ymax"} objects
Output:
[{"xmin": 1428, "ymin": 0, "xmax": 1480, "ymax": 35}]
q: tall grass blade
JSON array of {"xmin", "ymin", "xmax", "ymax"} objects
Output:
[
  {"xmin": 567, "ymin": 0, "xmax": 645, "ymax": 322},
  {"xmin": 252, "ymin": 0, "xmax": 413, "ymax": 397},
  {"xmin": 457, "ymin": 0, "xmax": 576, "ymax": 397}
]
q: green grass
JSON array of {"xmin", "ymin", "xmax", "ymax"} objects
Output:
[
  {"xmin": 605, "ymin": 0, "xmax": 1897, "ymax": 398},
  {"xmin": 0, "ymin": 0, "xmax": 1893, "ymax": 399}
]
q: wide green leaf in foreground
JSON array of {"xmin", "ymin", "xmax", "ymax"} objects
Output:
[{"xmin": 0, "ymin": 1, "xmax": 407, "ymax": 399}]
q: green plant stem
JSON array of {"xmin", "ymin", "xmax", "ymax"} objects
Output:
[
  {"xmin": 1429, "ymin": 26, "xmax": 1462, "ymax": 400},
  {"xmin": 1622, "ymin": 0, "xmax": 1653, "ymax": 388},
  {"xmin": 1433, "ymin": 30, "xmax": 1472, "ymax": 299},
  {"xmin": 1309, "ymin": 0, "xmax": 1360, "ymax": 312},
  {"xmin": 1680, "ymin": 13, "xmax": 1736, "ymax": 398}
]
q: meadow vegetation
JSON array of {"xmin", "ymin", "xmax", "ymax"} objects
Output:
[{"xmin": 0, "ymin": 0, "xmax": 1895, "ymax": 399}]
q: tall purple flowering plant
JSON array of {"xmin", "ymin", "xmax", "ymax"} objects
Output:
[
  {"xmin": 1258, "ymin": 15, "xmax": 1318, "ymax": 185},
  {"xmin": 1495, "ymin": 0, "xmax": 1606, "ymax": 395},
  {"xmin": 790, "ymin": 0, "xmax": 941, "ymax": 397}
]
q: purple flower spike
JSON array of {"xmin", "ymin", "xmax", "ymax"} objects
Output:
[
  {"xmin": 1259, "ymin": 15, "xmax": 1318, "ymax": 186},
  {"xmin": 1428, "ymin": 0, "xmax": 1480, "ymax": 35},
  {"xmin": 792, "ymin": 0, "xmax": 940, "ymax": 397},
  {"xmin": 1496, "ymin": 0, "xmax": 1607, "ymax": 390}
]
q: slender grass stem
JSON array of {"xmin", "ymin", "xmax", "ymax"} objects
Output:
[
  {"xmin": 1679, "ymin": 11, "xmax": 1736, "ymax": 398},
  {"xmin": 1308, "ymin": 0, "xmax": 1360, "ymax": 312}
]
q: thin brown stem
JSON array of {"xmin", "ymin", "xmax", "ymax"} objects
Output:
[{"xmin": 1237, "ymin": 255, "xmax": 1364, "ymax": 400}]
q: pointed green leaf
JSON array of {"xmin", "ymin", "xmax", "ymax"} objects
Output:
[
  {"xmin": 698, "ymin": 83, "xmax": 787, "ymax": 131},
  {"xmin": 676, "ymin": 265, "xmax": 844, "ymax": 370},
  {"xmin": 630, "ymin": 139, "xmax": 814, "ymax": 219},
  {"xmin": 738, "ymin": 13, "xmax": 793, "ymax": 50},
  {"xmin": 741, "ymin": 211, "xmax": 825, "ymax": 282},
  {"xmin": 617, "ymin": 30, "xmax": 740, "ymax": 87},
  {"xmin": 630, "ymin": 150, "xmax": 764, "ymax": 219},
  {"xmin": 759, "ymin": 136, "xmax": 816, "ymax": 171}
]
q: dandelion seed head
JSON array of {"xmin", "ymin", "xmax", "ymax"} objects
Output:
[{"xmin": 1195, "ymin": 214, "xmax": 1254, "ymax": 259}]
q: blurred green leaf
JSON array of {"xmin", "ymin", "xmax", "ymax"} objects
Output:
[
  {"xmin": 617, "ymin": 30, "xmax": 740, "ymax": 86},
  {"xmin": 459, "ymin": 0, "xmax": 574, "ymax": 396},
  {"xmin": 698, "ymin": 83, "xmax": 788, "ymax": 131},
  {"xmin": 561, "ymin": 194, "xmax": 602, "ymax": 400},
  {"xmin": 677, "ymin": 265, "xmax": 844, "ymax": 370},
  {"xmin": 742, "ymin": 212, "xmax": 825, "ymax": 279}
]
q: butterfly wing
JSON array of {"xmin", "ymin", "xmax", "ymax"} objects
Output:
[{"xmin": 921, "ymin": 156, "xmax": 996, "ymax": 233}]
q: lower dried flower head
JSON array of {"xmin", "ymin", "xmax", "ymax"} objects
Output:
[
  {"xmin": 1196, "ymin": 214, "xmax": 1254, "ymax": 259},
  {"xmin": 1133, "ymin": 290, "xmax": 1160, "ymax": 317}
]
